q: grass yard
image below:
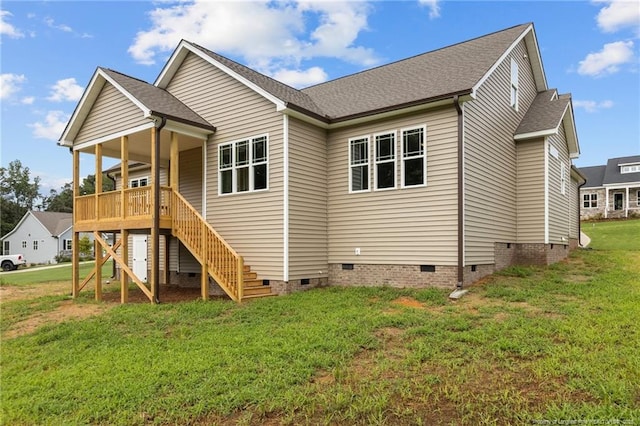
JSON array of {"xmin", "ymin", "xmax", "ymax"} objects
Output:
[
  {"xmin": 582, "ymin": 218, "xmax": 640, "ymax": 250},
  {"xmin": 1, "ymin": 222, "xmax": 639, "ymax": 425}
]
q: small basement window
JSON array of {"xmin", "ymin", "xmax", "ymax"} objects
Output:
[
  {"xmin": 342, "ymin": 263, "xmax": 354, "ymax": 270},
  {"xmin": 420, "ymin": 265, "xmax": 435, "ymax": 272},
  {"xmin": 301, "ymin": 278, "xmax": 310, "ymax": 285}
]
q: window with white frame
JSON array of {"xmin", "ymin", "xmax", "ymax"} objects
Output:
[
  {"xmin": 374, "ymin": 132, "xmax": 396, "ymax": 190},
  {"xmin": 560, "ymin": 162, "xmax": 567, "ymax": 195},
  {"xmin": 3, "ymin": 241, "xmax": 9, "ymax": 255},
  {"xmin": 63, "ymin": 239, "xmax": 72, "ymax": 250},
  {"xmin": 130, "ymin": 177, "xmax": 149, "ymax": 188},
  {"xmin": 33, "ymin": 240, "xmax": 38, "ymax": 250},
  {"xmin": 22, "ymin": 241, "xmax": 27, "ymax": 249},
  {"xmin": 583, "ymin": 193, "xmax": 597, "ymax": 208},
  {"xmin": 349, "ymin": 136, "xmax": 370, "ymax": 192},
  {"xmin": 621, "ymin": 164, "xmax": 640, "ymax": 174},
  {"xmin": 402, "ymin": 126, "xmax": 426, "ymax": 187},
  {"xmin": 219, "ymin": 135, "xmax": 268, "ymax": 195},
  {"xmin": 510, "ymin": 58, "xmax": 519, "ymax": 110}
]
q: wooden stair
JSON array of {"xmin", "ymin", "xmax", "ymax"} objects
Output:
[{"xmin": 237, "ymin": 265, "xmax": 275, "ymax": 300}]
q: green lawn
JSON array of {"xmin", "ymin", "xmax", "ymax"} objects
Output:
[
  {"xmin": 1, "ymin": 226, "xmax": 639, "ymax": 425},
  {"xmin": 0, "ymin": 262, "xmax": 113, "ymax": 286},
  {"xmin": 582, "ymin": 218, "xmax": 640, "ymax": 250}
]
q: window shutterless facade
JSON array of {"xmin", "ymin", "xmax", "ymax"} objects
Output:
[
  {"xmin": 64, "ymin": 239, "xmax": 72, "ymax": 250},
  {"xmin": 349, "ymin": 136, "xmax": 370, "ymax": 192},
  {"xmin": 583, "ymin": 193, "xmax": 597, "ymax": 208},
  {"xmin": 130, "ymin": 177, "xmax": 149, "ymax": 188},
  {"xmin": 33, "ymin": 240, "xmax": 38, "ymax": 250},
  {"xmin": 219, "ymin": 135, "xmax": 268, "ymax": 195},
  {"xmin": 22, "ymin": 241, "xmax": 27, "ymax": 249},
  {"xmin": 374, "ymin": 132, "xmax": 396, "ymax": 190},
  {"xmin": 401, "ymin": 126, "xmax": 426, "ymax": 187}
]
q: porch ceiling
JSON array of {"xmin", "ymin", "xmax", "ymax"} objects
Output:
[{"xmin": 76, "ymin": 127, "xmax": 204, "ymax": 165}]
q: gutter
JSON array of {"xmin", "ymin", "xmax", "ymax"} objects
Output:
[
  {"xmin": 572, "ymin": 165, "xmax": 587, "ymax": 247},
  {"xmin": 153, "ymin": 116, "xmax": 167, "ymax": 303},
  {"xmin": 453, "ymin": 95, "xmax": 464, "ymax": 289}
]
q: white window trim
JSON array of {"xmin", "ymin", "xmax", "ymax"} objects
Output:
[
  {"xmin": 129, "ymin": 176, "xmax": 149, "ymax": 188},
  {"xmin": 560, "ymin": 162, "xmax": 567, "ymax": 196},
  {"xmin": 400, "ymin": 125, "xmax": 427, "ymax": 188},
  {"xmin": 621, "ymin": 164, "xmax": 640, "ymax": 174},
  {"xmin": 510, "ymin": 58, "xmax": 519, "ymax": 111},
  {"xmin": 583, "ymin": 193, "xmax": 598, "ymax": 209},
  {"xmin": 33, "ymin": 240, "xmax": 39, "ymax": 250},
  {"xmin": 218, "ymin": 134, "xmax": 269, "ymax": 196},
  {"xmin": 348, "ymin": 135, "xmax": 371, "ymax": 193},
  {"xmin": 63, "ymin": 239, "xmax": 72, "ymax": 250},
  {"xmin": 373, "ymin": 130, "xmax": 397, "ymax": 191},
  {"xmin": 3, "ymin": 241, "xmax": 10, "ymax": 255}
]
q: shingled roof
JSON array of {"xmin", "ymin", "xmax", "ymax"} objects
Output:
[
  {"xmin": 515, "ymin": 90, "xmax": 571, "ymax": 136},
  {"xmin": 31, "ymin": 211, "xmax": 72, "ymax": 236},
  {"xmin": 580, "ymin": 165, "xmax": 607, "ymax": 188},
  {"xmin": 578, "ymin": 155, "xmax": 640, "ymax": 188},
  {"xmin": 100, "ymin": 68, "xmax": 214, "ymax": 130}
]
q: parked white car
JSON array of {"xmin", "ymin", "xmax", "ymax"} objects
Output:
[{"xmin": 1, "ymin": 254, "xmax": 27, "ymax": 271}]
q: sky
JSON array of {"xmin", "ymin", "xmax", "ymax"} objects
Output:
[{"xmin": 1, "ymin": 0, "xmax": 639, "ymax": 197}]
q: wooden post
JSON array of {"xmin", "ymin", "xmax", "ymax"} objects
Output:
[
  {"xmin": 201, "ymin": 221, "xmax": 209, "ymax": 300},
  {"xmin": 121, "ymin": 229, "xmax": 129, "ymax": 303},
  {"xmin": 150, "ymin": 125, "xmax": 162, "ymax": 303},
  {"xmin": 95, "ymin": 144, "xmax": 102, "ymax": 220},
  {"xmin": 72, "ymin": 150, "xmax": 80, "ymax": 298},
  {"xmin": 121, "ymin": 136, "xmax": 129, "ymax": 219},
  {"xmin": 237, "ymin": 256, "xmax": 244, "ymax": 302},
  {"xmin": 95, "ymin": 236, "xmax": 102, "ymax": 301},
  {"xmin": 170, "ymin": 132, "xmax": 179, "ymax": 189}
]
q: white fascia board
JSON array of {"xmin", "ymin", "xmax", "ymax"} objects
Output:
[
  {"xmin": 562, "ymin": 102, "xmax": 580, "ymax": 158},
  {"xmin": 159, "ymin": 42, "xmax": 287, "ymax": 111},
  {"xmin": 472, "ymin": 24, "xmax": 547, "ymax": 98},
  {"xmin": 514, "ymin": 128, "xmax": 556, "ymax": 141},
  {"xmin": 73, "ymin": 122, "xmax": 155, "ymax": 151},
  {"xmin": 0, "ymin": 211, "xmax": 31, "ymax": 240},
  {"xmin": 99, "ymin": 69, "xmax": 151, "ymax": 117},
  {"xmin": 603, "ymin": 182, "xmax": 640, "ymax": 189},
  {"xmin": 59, "ymin": 69, "xmax": 106, "ymax": 145},
  {"xmin": 162, "ymin": 119, "xmax": 213, "ymax": 140},
  {"xmin": 618, "ymin": 162, "xmax": 640, "ymax": 167}
]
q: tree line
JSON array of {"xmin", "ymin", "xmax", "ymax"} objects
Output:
[{"xmin": 0, "ymin": 159, "xmax": 114, "ymax": 237}]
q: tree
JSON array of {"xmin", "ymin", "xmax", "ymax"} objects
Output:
[
  {"xmin": 0, "ymin": 160, "xmax": 41, "ymax": 236},
  {"xmin": 79, "ymin": 173, "xmax": 115, "ymax": 195},
  {"xmin": 45, "ymin": 182, "xmax": 73, "ymax": 213}
]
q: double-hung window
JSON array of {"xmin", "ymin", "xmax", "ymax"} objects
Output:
[
  {"xmin": 33, "ymin": 240, "xmax": 38, "ymax": 250},
  {"xmin": 130, "ymin": 177, "xmax": 148, "ymax": 188},
  {"xmin": 63, "ymin": 239, "xmax": 72, "ymax": 250},
  {"xmin": 560, "ymin": 162, "xmax": 567, "ymax": 195},
  {"xmin": 219, "ymin": 135, "xmax": 268, "ymax": 195},
  {"xmin": 401, "ymin": 126, "xmax": 426, "ymax": 187},
  {"xmin": 583, "ymin": 193, "xmax": 597, "ymax": 208},
  {"xmin": 349, "ymin": 136, "xmax": 369, "ymax": 192},
  {"xmin": 510, "ymin": 58, "xmax": 519, "ymax": 110},
  {"xmin": 374, "ymin": 132, "xmax": 396, "ymax": 190}
]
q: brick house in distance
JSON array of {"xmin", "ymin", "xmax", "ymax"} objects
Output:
[
  {"xmin": 579, "ymin": 155, "xmax": 640, "ymax": 220},
  {"xmin": 59, "ymin": 23, "xmax": 583, "ymax": 303}
]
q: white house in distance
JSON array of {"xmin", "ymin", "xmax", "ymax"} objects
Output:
[
  {"xmin": 1, "ymin": 211, "xmax": 77, "ymax": 264},
  {"xmin": 579, "ymin": 155, "xmax": 640, "ymax": 220}
]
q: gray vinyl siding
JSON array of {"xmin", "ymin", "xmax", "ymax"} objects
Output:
[
  {"xmin": 569, "ymin": 176, "xmax": 579, "ymax": 240},
  {"xmin": 288, "ymin": 117, "xmax": 328, "ymax": 279},
  {"xmin": 547, "ymin": 125, "xmax": 572, "ymax": 244},
  {"xmin": 76, "ymin": 83, "xmax": 148, "ymax": 144},
  {"xmin": 166, "ymin": 52, "xmax": 284, "ymax": 280},
  {"xmin": 327, "ymin": 107, "xmax": 458, "ymax": 266},
  {"xmin": 463, "ymin": 40, "xmax": 538, "ymax": 264},
  {"xmin": 176, "ymin": 147, "xmax": 203, "ymax": 273},
  {"xmin": 3, "ymin": 214, "xmax": 57, "ymax": 264},
  {"xmin": 516, "ymin": 139, "xmax": 545, "ymax": 242}
]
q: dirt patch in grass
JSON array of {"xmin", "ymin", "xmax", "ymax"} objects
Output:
[
  {"xmin": 100, "ymin": 284, "xmax": 206, "ymax": 304},
  {"xmin": 4, "ymin": 300, "xmax": 109, "ymax": 339},
  {"xmin": 392, "ymin": 296, "xmax": 425, "ymax": 309},
  {"xmin": 0, "ymin": 281, "xmax": 71, "ymax": 303}
]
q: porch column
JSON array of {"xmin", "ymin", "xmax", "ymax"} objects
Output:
[
  {"xmin": 94, "ymin": 144, "xmax": 103, "ymax": 301},
  {"xmin": 72, "ymin": 149, "xmax": 80, "ymax": 298},
  {"xmin": 150, "ymin": 123, "xmax": 164, "ymax": 303},
  {"xmin": 626, "ymin": 187, "xmax": 629, "ymax": 218},
  {"xmin": 121, "ymin": 136, "xmax": 129, "ymax": 219},
  {"xmin": 605, "ymin": 187, "xmax": 609, "ymax": 219},
  {"xmin": 121, "ymin": 229, "xmax": 129, "ymax": 303},
  {"xmin": 170, "ymin": 131, "xmax": 179, "ymax": 189}
]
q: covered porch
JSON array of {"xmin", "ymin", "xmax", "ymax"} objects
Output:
[{"xmin": 604, "ymin": 185, "xmax": 640, "ymax": 219}]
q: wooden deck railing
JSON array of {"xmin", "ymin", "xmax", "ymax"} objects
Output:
[
  {"xmin": 74, "ymin": 186, "xmax": 244, "ymax": 301},
  {"xmin": 171, "ymin": 190, "xmax": 243, "ymax": 301}
]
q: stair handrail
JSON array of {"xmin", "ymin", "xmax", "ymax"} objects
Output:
[{"xmin": 170, "ymin": 188, "xmax": 243, "ymax": 301}]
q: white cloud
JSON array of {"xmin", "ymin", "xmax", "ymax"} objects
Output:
[
  {"xmin": 44, "ymin": 17, "xmax": 72, "ymax": 33},
  {"xmin": 577, "ymin": 40, "xmax": 635, "ymax": 76},
  {"xmin": 0, "ymin": 73, "xmax": 26, "ymax": 99},
  {"xmin": 30, "ymin": 110, "xmax": 70, "ymax": 140},
  {"xmin": 0, "ymin": 10, "xmax": 24, "ymax": 38},
  {"xmin": 595, "ymin": 0, "xmax": 640, "ymax": 33},
  {"xmin": 128, "ymin": 0, "xmax": 378, "ymax": 84},
  {"xmin": 272, "ymin": 67, "xmax": 328, "ymax": 88},
  {"xmin": 47, "ymin": 78, "xmax": 84, "ymax": 102},
  {"xmin": 418, "ymin": 0, "xmax": 441, "ymax": 19},
  {"xmin": 21, "ymin": 96, "xmax": 35, "ymax": 105},
  {"xmin": 573, "ymin": 99, "xmax": 615, "ymax": 112}
]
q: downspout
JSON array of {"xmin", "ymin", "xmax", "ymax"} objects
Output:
[
  {"xmin": 153, "ymin": 117, "xmax": 167, "ymax": 303},
  {"xmin": 577, "ymin": 177, "xmax": 587, "ymax": 247},
  {"xmin": 453, "ymin": 95, "xmax": 464, "ymax": 289}
]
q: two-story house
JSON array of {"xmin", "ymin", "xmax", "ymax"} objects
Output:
[{"xmin": 59, "ymin": 23, "xmax": 582, "ymax": 303}]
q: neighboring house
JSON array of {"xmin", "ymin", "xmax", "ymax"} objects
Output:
[
  {"xmin": 579, "ymin": 155, "xmax": 640, "ymax": 220},
  {"xmin": 58, "ymin": 23, "xmax": 583, "ymax": 303},
  {"xmin": 1, "ymin": 211, "xmax": 76, "ymax": 264}
]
